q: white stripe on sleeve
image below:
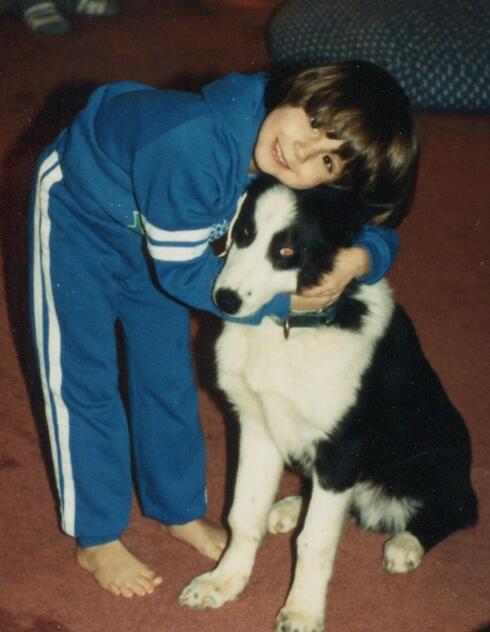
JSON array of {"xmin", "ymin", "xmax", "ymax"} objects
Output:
[
  {"xmin": 147, "ymin": 240, "xmax": 208, "ymax": 262},
  {"xmin": 141, "ymin": 216, "xmax": 212, "ymax": 243}
]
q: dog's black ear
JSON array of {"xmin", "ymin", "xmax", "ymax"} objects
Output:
[
  {"xmin": 302, "ymin": 185, "xmax": 367, "ymax": 246},
  {"xmin": 319, "ymin": 186, "xmax": 402, "ymax": 240}
]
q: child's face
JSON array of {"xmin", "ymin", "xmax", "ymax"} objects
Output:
[{"xmin": 251, "ymin": 106, "xmax": 345, "ymax": 189}]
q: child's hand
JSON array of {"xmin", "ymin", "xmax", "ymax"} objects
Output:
[{"xmin": 291, "ymin": 246, "xmax": 370, "ymax": 311}]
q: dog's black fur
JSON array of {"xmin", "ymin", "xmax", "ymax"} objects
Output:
[{"xmin": 317, "ymin": 298, "xmax": 478, "ymax": 549}]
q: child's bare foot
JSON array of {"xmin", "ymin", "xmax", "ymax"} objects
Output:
[
  {"xmin": 162, "ymin": 517, "xmax": 227, "ymax": 561},
  {"xmin": 76, "ymin": 540, "xmax": 163, "ymax": 597}
]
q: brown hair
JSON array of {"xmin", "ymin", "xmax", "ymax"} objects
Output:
[{"xmin": 265, "ymin": 61, "xmax": 419, "ymax": 228}]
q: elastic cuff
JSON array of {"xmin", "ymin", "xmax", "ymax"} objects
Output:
[
  {"xmin": 148, "ymin": 503, "xmax": 207, "ymax": 528},
  {"xmin": 354, "ymin": 238, "xmax": 390, "ymax": 285},
  {"xmin": 144, "ymin": 488, "xmax": 207, "ymax": 527},
  {"xmin": 77, "ymin": 534, "xmax": 122, "ymax": 548},
  {"xmin": 269, "ymin": 292, "xmax": 291, "ymax": 320}
]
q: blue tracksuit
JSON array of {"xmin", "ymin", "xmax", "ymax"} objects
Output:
[{"xmin": 29, "ymin": 72, "xmax": 399, "ymax": 546}]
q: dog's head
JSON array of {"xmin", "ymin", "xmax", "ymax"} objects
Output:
[{"xmin": 213, "ymin": 175, "xmax": 373, "ymax": 318}]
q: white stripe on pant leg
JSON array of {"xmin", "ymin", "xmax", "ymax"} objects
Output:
[
  {"xmin": 33, "ymin": 152, "xmax": 76, "ymax": 536},
  {"xmin": 33, "ymin": 152, "xmax": 62, "ymax": 495},
  {"xmin": 40, "ymin": 164, "xmax": 76, "ymax": 535}
]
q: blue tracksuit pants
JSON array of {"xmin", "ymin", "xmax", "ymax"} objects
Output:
[{"xmin": 29, "ymin": 148, "xmax": 207, "ymax": 547}]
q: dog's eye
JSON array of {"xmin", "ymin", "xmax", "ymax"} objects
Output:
[
  {"xmin": 238, "ymin": 227, "xmax": 251, "ymax": 242},
  {"xmin": 279, "ymin": 246, "xmax": 295, "ymax": 257},
  {"xmin": 234, "ymin": 222, "xmax": 255, "ymax": 248},
  {"xmin": 234, "ymin": 227, "xmax": 247, "ymax": 239},
  {"xmin": 310, "ymin": 117, "xmax": 320, "ymax": 131}
]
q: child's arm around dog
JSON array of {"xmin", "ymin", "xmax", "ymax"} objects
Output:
[{"xmin": 293, "ymin": 224, "xmax": 400, "ymax": 309}]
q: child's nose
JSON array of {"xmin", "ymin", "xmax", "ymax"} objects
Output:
[{"xmin": 294, "ymin": 139, "xmax": 317, "ymax": 163}]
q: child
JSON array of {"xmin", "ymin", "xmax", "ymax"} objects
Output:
[{"xmin": 29, "ymin": 61, "xmax": 418, "ymax": 598}]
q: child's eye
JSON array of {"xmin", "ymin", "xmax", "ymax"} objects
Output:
[
  {"xmin": 323, "ymin": 155, "xmax": 333, "ymax": 172},
  {"xmin": 279, "ymin": 246, "xmax": 295, "ymax": 257}
]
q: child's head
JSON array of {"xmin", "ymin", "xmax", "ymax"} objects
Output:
[{"xmin": 259, "ymin": 60, "xmax": 419, "ymax": 227}]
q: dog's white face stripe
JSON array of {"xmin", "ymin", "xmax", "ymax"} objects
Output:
[
  {"xmin": 214, "ymin": 184, "xmax": 299, "ymax": 317},
  {"xmin": 222, "ymin": 192, "xmax": 247, "ymax": 255}
]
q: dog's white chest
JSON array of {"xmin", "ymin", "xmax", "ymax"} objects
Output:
[{"xmin": 216, "ymin": 318, "xmax": 376, "ymax": 463}]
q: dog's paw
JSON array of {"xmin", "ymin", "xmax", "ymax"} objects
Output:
[
  {"xmin": 268, "ymin": 496, "xmax": 302, "ymax": 534},
  {"xmin": 383, "ymin": 532, "xmax": 424, "ymax": 574},
  {"xmin": 179, "ymin": 570, "xmax": 246, "ymax": 609},
  {"xmin": 275, "ymin": 608, "xmax": 324, "ymax": 632}
]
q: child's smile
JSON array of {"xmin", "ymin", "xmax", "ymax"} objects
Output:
[
  {"xmin": 272, "ymin": 139, "xmax": 289, "ymax": 169},
  {"xmin": 251, "ymin": 106, "xmax": 345, "ymax": 189}
]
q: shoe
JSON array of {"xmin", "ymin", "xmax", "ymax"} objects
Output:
[
  {"xmin": 73, "ymin": 0, "xmax": 120, "ymax": 16},
  {"xmin": 22, "ymin": 1, "xmax": 72, "ymax": 34}
]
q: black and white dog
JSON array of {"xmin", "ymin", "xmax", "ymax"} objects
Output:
[{"xmin": 179, "ymin": 175, "xmax": 478, "ymax": 631}]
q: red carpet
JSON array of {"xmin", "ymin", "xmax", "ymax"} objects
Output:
[{"xmin": 0, "ymin": 2, "xmax": 489, "ymax": 630}]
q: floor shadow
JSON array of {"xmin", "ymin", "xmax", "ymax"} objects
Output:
[
  {"xmin": 191, "ymin": 310, "xmax": 241, "ymax": 524},
  {"xmin": 0, "ymin": 80, "xmax": 99, "ymax": 498}
]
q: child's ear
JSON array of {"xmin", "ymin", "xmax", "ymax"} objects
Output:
[
  {"xmin": 358, "ymin": 199, "xmax": 396, "ymax": 227},
  {"xmin": 371, "ymin": 208, "xmax": 394, "ymax": 225}
]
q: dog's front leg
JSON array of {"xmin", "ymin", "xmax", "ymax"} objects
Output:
[
  {"xmin": 180, "ymin": 417, "xmax": 284, "ymax": 609},
  {"xmin": 275, "ymin": 474, "xmax": 352, "ymax": 632}
]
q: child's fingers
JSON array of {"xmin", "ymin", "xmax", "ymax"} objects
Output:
[
  {"xmin": 301, "ymin": 285, "xmax": 339, "ymax": 301},
  {"xmin": 300, "ymin": 286, "xmax": 321, "ymax": 297},
  {"xmin": 291, "ymin": 293, "xmax": 337, "ymax": 311},
  {"xmin": 301, "ymin": 283, "xmax": 334, "ymax": 297}
]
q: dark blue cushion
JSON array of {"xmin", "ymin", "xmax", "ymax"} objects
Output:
[{"xmin": 268, "ymin": 0, "xmax": 490, "ymax": 112}]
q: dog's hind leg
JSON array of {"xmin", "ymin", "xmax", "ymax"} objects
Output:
[
  {"xmin": 383, "ymin": 480, "xmax": 478, "ymax": 575},
  {"xmin": 383, "ymin": 455, "xmax": 478, "ymax": 574},
  {"xmin": 180, "ymin": 418, "xmax": 284, "ymax": 609},
  {"xmin": 268, "ymin": 495, "xmax": 302, "ymax": 534},
  {"xmin": 275, "ymin": 474, "xmax": 352, "ymax": 632}
]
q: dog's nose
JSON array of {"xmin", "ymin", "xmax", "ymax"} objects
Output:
[{"xmin": 214, "ymin": 288, "xmax": 242, "ymax": 315}]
